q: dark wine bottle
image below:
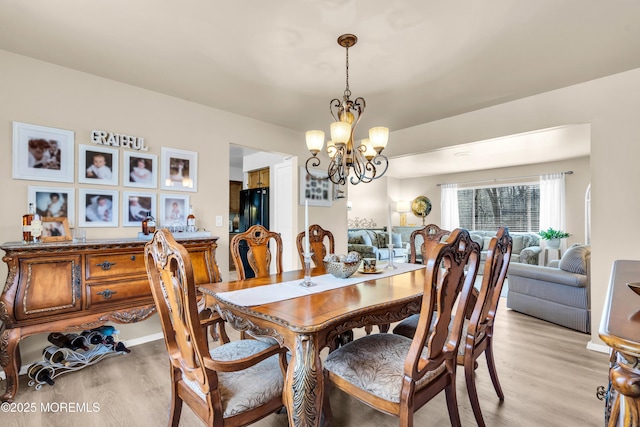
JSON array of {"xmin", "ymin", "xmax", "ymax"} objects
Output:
[
  {"xmin": 115, "ymin": 342, "xmax": 131, "ymax": 353},
  {"xmin": 42, "ymin": 346, "xmax": 70, "ymax": 366},
  {"xmin": 27, "ymin": 364, "xmax": 55, "ymax": 386},
  {"xmin": 47, "ymin": 332, "xmax": 73, "ymax": 349},
  {"xmin": 66, "ymin": 333, "xmax": 90, "ymax": 351},
  {"xmin": 81, "ymin": 330, "xmax": 105, "ymax": 345},
  {"xmin": 104, "ymin": 335, "xmax": 115, "ymax": 345}
]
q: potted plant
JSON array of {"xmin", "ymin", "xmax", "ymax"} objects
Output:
[{"xmin": 538, "ymin": 227, "xmax": 571, "ymax": 249}]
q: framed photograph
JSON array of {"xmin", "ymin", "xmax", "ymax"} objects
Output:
[
  {"xmin": 78, "ymin": 144, "xmax": 119, "ymax": 186},
  {"xmin": 160, "ymin": 147, "xmax": 197, "ymax": 192},
  {"xmin": 12, "ymin": 121, "xmax": 74, "ymax": 183},
  {"xmin": 122, "ymin": 191, "xmax": 156, "ymax": 227},
  {"xmin": 123, "ymin": 151, "xmax": 157, "ymax": 188},
  {"xmin": 28, "ymin": 186, "xmax": 76, "ymax": 227},
  {"xmin": 159, "ymin": 194, "xmax": 189, "ymax": 227},
  {"xmin": 41, "ymin": 217, "xmax": 72, "ymax": 242},
  {"xmin": 299, "ymin": 166, "xmax": 332, "ymax": 207},
  {"xmin": 78, "ymin": 189, "xmax": 119, "ymax": 227}
]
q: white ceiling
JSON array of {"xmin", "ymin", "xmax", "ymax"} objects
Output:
[{"xmin": 1, "ymin": 1, "xmax": 637, "ymax": 174}]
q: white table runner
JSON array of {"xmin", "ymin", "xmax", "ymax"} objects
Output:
[{"xmin": 216, "ymin": 263, "xmax": 426, "ymax": 307}]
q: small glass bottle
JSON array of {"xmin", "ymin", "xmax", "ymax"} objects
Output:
[
  {"xmin": 31, "ymin": 210, "xmax": 42, "ymax": 243},
  {"xmin": 142, "ymin": 211, "xmax": 156, "ymax": 235},
  {"xmin": 22, "ymin": 203, "xmax": 35, "ymax": 244},
  {"xmin": 186, "ymin": 205, "xmax": 196, "ymax": 232}
]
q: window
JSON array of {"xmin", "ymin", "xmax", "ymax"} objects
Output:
[{"xmin": 458, "ymin": 184, "xmax": 540, "ymax": 232}]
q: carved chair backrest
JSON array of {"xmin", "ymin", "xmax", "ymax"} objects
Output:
[
  {"xmin": 404, "ymin": 228, "xmax": 481, "ymax": 386},
  {"xmin": 144, "ymin": 230, "xmax": 213, "ymax": 397},
  {"xmin": 296, "ymin": 224, "xmax": 335, "ymax": 272},
  {"xmin": 466, "ymin": 227, "xmax": 513, "ymax": 347},
  {"xmin": 231, "ymin": 225, "xmax": 283, "ymax": 280},
  {"xmin": 408, "ymin": 224, "xmax": 450, "ymax": 264}
]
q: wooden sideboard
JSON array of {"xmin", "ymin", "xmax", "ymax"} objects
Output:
[
  {"xmin": 0, "ymin": 236, "xmax": 220, "ymax": 402},
  {"xmin": 599, "ymin": 260, "xmax": 640, "ymax": 426}
]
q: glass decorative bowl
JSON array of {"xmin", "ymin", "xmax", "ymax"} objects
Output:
[{"xmin": 324, "ymin": 260, "xmax": 362, "ymax": 279}]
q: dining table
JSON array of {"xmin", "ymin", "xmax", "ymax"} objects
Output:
[{"xmin": 199, "ymin": 262, "xmax": 427, "ymax": 427}]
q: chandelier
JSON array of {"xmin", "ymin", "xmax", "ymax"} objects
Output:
[{"xmin": 305, "ymin": 34, "xmax": 389, "ymax": 186}]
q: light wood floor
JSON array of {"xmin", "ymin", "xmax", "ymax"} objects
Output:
[{"xmin": 3, "ymin": 299, "xmax": 609, "ymax": 426}]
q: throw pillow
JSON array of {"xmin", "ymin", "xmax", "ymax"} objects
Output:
[
  {"xmin": 511, "ymin": 235, "xmax": 525, "ymax": 254},
  {"xmin": 392, "ymin": 232, "xmax": 403, "ymax": 248},
  {"xmin": 348, "ymin": 235, "xmax": 363, "ymax": 245},
  {"xmin": 360, "ymin": 232, "xmax": 373, "ymax": 246},
  {"xmin": 558, "ymin": 244, "xmax": 590, "ymax": 275},
  {"xmin": 483, "ymin": 236, "xmax": 493, "ymax": 251}
]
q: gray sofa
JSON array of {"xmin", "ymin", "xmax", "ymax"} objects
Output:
[
  {"xmin": 506, "ymin": 244, "xmax": 590, "ymax": 333},
  {"xmin": 347, "ymin": 228, "xmax": 407, "ymax": 261},
  {"xmin": 391, "ymin": 227, "xmax": 541, "ymax": 268}
]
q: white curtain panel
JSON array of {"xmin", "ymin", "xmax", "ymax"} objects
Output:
[
  {"xmin": 440, "ymin": 183, "xmax": 460, "ymax": 231},
  {"xmin": 539, "ymin": 173, "xmax": 567, "ymax": 249}
]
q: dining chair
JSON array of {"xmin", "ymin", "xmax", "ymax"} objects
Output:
[
  {"xmin": 393, "ymin": 227, "xmax": 513, "ymax": 427},
  {"xmin": 144, "ymin": 230, "xmax": 287, "ymax": 427},
  {"xmin": 408, "ymin": 223, "xmax": 450, "ymax": 264},
  {"xmin": 231, "ymin": 224, "xmax": 283, "ymax": 280},
  {"xmin": 296, "ymin": 224, "xmax": 335, "ymax": 272},
  {"xmin": 322, "ymin": 228, "xmax": 481, "ymax": 427}
]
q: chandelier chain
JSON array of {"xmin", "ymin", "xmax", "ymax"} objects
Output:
[{"xmin": 344, "ymin": 45, "xmax": 351, "ymax": 100}]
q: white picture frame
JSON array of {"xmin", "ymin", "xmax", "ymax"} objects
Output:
[
  {"xmin": 300, "ymin": 166, "xmax": 332, "ymax": 207},
  {"xmin": 123, "ymin": 151, "xmax": 157, "ymax": 189},
  {"xmin": 159, "ymin": 194, "xmax": 190, "ymax": 227},
  {"xmin": 78, "ymin": 189, "xmax": 119, "ymax": 227},
  {"xmin": 122, "ymin": 191, "xmax": 156, "ymax": 227},
  {"xmin": 78, "ymin": 144, "xmax": 119, "ymax": 186},
  {"xmin": 28, "ymin": 186, "xmax": 76, "ymax": 228},
  {"xmin": 160, "ymin": 147, "xmax": 197, "ymax": 192},
  {"xmin": 12, "ymin": 122, "xmax": 75, "ymax": 183}
]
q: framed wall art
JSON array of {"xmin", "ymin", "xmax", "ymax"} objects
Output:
[
  {"xmin": 160, "ymin": 147, "xmax": 197, "ymax": 192},
  {"xmin": 123, "ymin": 151, "xmax": 157, "ymax": 189},
  {"xmin": 78, "ymin": 144, "xmax": 119, "ymax": 186},
  {"xmin": 78, "ymin": 189, "xmax": 119, "ymax": 227},
  {"xmin": 41, "ymin": 217, "xmax": 72, "ymax": 242},
  {"xmin": 122, "ymin": 191, "xmax": 156, "ymax": 227},
  {"xmin": 28, "ymin": 186, "xmax": 76, "ymax": 227},
  {"xmin": 299, "ymin": 166, "xmax": 332, "ymax": 207},
  {"xmin": 12, "ymin": 121, "xmax": 75, "ymax": 183},
  {"xmin": 159, "ymin": 194, "xmax": 189, "ymax": 227}
]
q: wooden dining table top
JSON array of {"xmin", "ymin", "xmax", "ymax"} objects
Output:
[{"xmin": 198, "ymin": 267, "xmax": 427, "ymax": 333}]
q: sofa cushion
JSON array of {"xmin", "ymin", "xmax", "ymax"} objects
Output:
[
  {"xmin": 348, "ymin": 235, "xmax": 363, "ymax": 245},
  {"xmin": 483, "ymin": 236, "xmax": 493, "ymax": 251},
  {"xmin": 559, "ymin": 245, "xmax": 590, "ymax": 275}
]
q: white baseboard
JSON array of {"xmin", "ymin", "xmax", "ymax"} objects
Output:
[
  {"xmin": 0, "ymin": 332, "xmax": 165, "ymax": 380},
  {"xmin": 586, "ymin": 340, "xmax": 610, "ymax": 354}
]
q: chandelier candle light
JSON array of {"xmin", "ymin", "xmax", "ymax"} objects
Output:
[{"xmin": 305, "ymin": 34, "xmax": 390, "ymax": 185}]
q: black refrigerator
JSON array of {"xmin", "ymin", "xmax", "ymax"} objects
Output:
[{"xmin": 238, "ymin": 187, "xmax": 269, "ymax": 278}]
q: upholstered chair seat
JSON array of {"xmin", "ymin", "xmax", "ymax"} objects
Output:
[
  {"xmin": 323, "ymin": 334, "xmax": 446, "ymax": 403},
  {"xmin": 182, "ymin": 339, "xmax": 284, "ymax": 417}
]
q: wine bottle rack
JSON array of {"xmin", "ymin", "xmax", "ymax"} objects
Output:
[{"xmin": 28, "ymin": 343, "xmax": 128, "ymax": 390}]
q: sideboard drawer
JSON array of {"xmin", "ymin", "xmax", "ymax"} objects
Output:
[
  {"xmin": 87, "ymin": 278, "xmax": 152, "ymax": 308},
  {"xmin": 86, "ymin": 251, "xmax": 145, "ymax": 280}
]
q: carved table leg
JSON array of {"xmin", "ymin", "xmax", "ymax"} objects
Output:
[
  {"xmin": 610, "ymin": 351, "xmax": 640, "ymax": 427},
  {"xmin": 283, "ymin": 334, "xmax": 323, "ymax": 427},
  {"xmin": 1, "ymin": 327, "xmax": 22, "ymax": 403}
]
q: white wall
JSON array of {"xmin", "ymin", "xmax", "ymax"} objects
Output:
[{"xmin": 0, "ymin": 50, "xmax": 349, "ymax": 369}]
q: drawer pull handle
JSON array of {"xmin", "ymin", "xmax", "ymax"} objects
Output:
[
  {"xmin": 130, "ymin": 255, "xmax": 136, "ymax": 261},
  {"xmin": 96, "ymin": 261, "xmax": 116, "ymax": 270},
  {"xmin": 97, "ymin": 289, "xmax": 117, "ymax": 299}
]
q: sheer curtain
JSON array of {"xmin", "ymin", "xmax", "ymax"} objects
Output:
[
  {"xmin": 539, "ymin": 173, "xmax": 566, "ymax": 249},
  {"xmin": 440, "ymin": 183, "xmax": 460, "ymax": 230}
]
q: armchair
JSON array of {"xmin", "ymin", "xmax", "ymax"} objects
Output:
[{"xmin": 506, "ymin": 244, "xmax": 590, "ymax": 333}]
